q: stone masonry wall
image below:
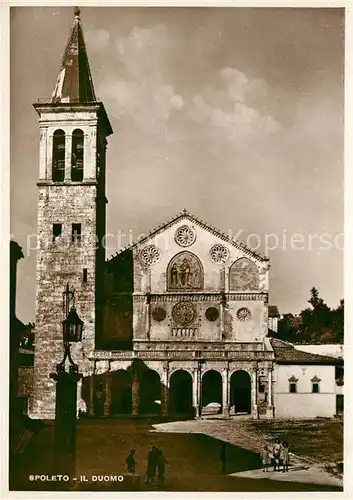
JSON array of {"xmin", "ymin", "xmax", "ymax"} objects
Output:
[{"xmin": 30, "ymin": 183, "xmax": 97, "ymax": 419}]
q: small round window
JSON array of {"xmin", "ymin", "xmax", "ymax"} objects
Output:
[
  {"xmin": 152, "ymin": 307, "xmax": 167, "ymax": 322},
  {"xmin": 205, "ymin": 307, "xmax": 219, "ymax": 322}
]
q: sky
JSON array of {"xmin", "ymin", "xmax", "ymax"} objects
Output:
[{"xmin": 10, "ymin": 6, "xmax": 344, "ymax": 323}]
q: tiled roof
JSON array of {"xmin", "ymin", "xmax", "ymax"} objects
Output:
[
  {"xmin": 269, "ymin": 337, "xmax": 340, "ymax": 364},
  {"xmin": 51, "ymin": 8, "xmax": 96, "ymax": 103},
  {"xmin": 268, "ymin": 305, "xmax": 280, "ymax": 317}
]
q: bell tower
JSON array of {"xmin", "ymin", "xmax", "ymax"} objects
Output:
[{"xmin": 30, "ymin": 8, "xmax": 113, "ymax": 419}]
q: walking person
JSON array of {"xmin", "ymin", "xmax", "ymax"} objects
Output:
[
  {"xmin": 157, "ymin": 448, "xmax": 168, "ymax": 487},
  {"xmin": 146, "ymin": 446, "xmax": 159, "ymax": 485},
  {"xmin": 220, "ymin": 442, "xmax": 227, "ymax": 474},
  {"xmin": 260, "ymin": 445, "xmax": 271, "ymax": 472},
  {"xmin": 280, "ymin": 441, "xmax": 290, "ymax": 472},
  {"xmin": 272, "ymin": 438, "xmax": 282, "ymax": 471},
  {"xmin": 125, "ymin": 449, "xmax": 136, "ymax": 474}
]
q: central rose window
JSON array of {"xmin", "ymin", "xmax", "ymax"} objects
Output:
[{"xmin": 172, "ymin": 302, "xmax": 196, "ymax": 326}]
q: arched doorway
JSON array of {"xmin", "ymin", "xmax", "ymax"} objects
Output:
[
  {"xmin": 169, "ymin": 370, "xmax": 193, "ymax": 415},
  {"xmin": 139, "ymin": 369, "xmax": 161, "ymax": 415},
  {"xmin": 201, "ymin": 370, "xmax": 222, "ymax": 415},
  {"xmin": 230, "ymin": 370, "xmax": 251, "ymax": 414},
  {"xmin": 110, "ymin": 370, "xmax": 132, "ymax": 415}
]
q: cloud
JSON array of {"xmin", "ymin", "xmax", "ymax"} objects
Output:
[
  {"xmin": 85, "ymin": 29, "xmax": 110, "ymax": 53},
  {"xmin": 96, "ymin": 24, "xmax": 184, "ymax": 135},
  {"xmin": 187, "ymin": 67, "xmax": 281, "ymax": 145}
]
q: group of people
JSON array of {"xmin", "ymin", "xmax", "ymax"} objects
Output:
[
  {"xmin": 260, "ymin": 438, "xmax": 290, "ymax": 473},
  {"xmin": 125, "ymin": 446, "xmax": 168, "ymax": 486}
]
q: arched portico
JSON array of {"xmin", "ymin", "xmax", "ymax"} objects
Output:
[
  {"xmin": 139, "ymin": 369, "xmax": 161, "ymax": 415},
  {"xmin": 169, "ymin": 369, "xmax": 193, "ymax": 415},
  {"xmin": 110, "ymin": 370, "xmax": 132, "ymax": 415},
  {"xmin": 201, "ymin": 370, "xmax": 223, "ymax": 416},
  {"xmin": 230, "ymin": 370, "xmax": 251, "ymax": 414}
]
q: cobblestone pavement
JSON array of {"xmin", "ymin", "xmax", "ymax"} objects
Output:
[{"xmin": 9, "ymin": 418, "xmax": 342, "ymax": 492}]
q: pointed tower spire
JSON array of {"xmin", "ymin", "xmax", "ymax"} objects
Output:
[{"xmin": 51, "ymin": 7, "xmax": 96, "ymax": 103}]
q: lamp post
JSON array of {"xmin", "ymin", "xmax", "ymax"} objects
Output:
[{"xmin": 50, "ymin": 284, "xmax": 83, "ymax": 483}]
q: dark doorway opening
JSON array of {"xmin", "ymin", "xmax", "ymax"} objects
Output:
[
  {"xmin": 139, "ymin": 369, "xmax": 161, "ymax": 415},
  {"xmin": 230, "ymin": 370, "xmax": 251, "ymax": 414},
  {"xmin": 169, "ymin": 370, "xmax": 193, "ymax": 414},
  {"xmin": 110, "ymin": 370, "xmax": 132, "ymax": 415},
  {"xmin": 201, "ymin": 370, "xmax": 222, "ymax": 415}
]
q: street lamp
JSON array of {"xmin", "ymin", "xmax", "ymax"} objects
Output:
[{"xmin": 50, "ymin": 284, "xmax": 83, "ymax": 485}]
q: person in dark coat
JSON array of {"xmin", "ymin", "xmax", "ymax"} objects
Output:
[
  {"xmin": 146, "ymin": 446, "xmax": 159, "ymax": 485},
  {"xmin": 220, "ymin": 442, "xmax": 227, "ymax": 474},
  {"xmin": 125, "ymin": 449, "xmax": 136, "ymax": 474},
  {"xmin": 157, "ymin": 449, "xmax": 168, "ymax": 487}
]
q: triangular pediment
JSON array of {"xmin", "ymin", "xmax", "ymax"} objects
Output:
[{"xmin": 108, "ymin": 209, "xmax": 267, "ymax": 264}]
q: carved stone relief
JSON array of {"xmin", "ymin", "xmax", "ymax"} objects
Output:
[
  {"xmin": 209, "ymin": 244, "xmax": 229, "ymax": 264},
  {"xmin": 175, "ymin": 225, "xmax": 196, "ymax": 247},
  {"xmin": 140, "ymin": 245, "xmax": 161, "ymax": 266}
]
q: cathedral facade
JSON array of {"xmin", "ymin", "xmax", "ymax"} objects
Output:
[{"xmin": 29, "ymin": 9, "xmax": 340, "ymax": 421}]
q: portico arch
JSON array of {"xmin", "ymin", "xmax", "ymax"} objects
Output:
[
  {"xmin": 139, "ymin": 369, "xmax": 161, "ymax": 415},
  {"xmin": 230, "ymin": 370, "xmax": 251, "ymax": 414},
  {"xmin": 201, "ymin": 369, "xmax": 222, "ymax": 415},
  {"xmin": 110, "ymin": 369, "xmax": 132, "ymax": 415},
  {"xmin": 169, "ymin": 369, "xmax": 193, "ymax": 414}
]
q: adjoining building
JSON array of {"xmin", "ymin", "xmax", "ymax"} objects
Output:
[{"xmin": 29, "ymin": 9, "xmax": 342, "ymax": 421}]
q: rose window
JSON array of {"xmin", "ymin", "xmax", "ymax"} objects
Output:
[
  {"xmin": 152, "ymin": 307, "xmax": 167, "ymax": 322},
  {"xmin": 175, "ymin": 225, "xmax": 196, "ymax": 247},
  {"xmin": 205, "ymin": 307, "xmax": 219, "ymax": 322},
  {"xmin": 237, "ymin": 307, "xmax": 251, "ymax": 321},
  {"xmin": 140, "ymin": 245, "xmax": 161, "ymax": 266},
  {"xmin": 210, "ymin": 244, "xmax": 229, "ymax": 264},
  {"xmin": 172, "ymin": 302, "xmax": 196, "ymax": 326}
]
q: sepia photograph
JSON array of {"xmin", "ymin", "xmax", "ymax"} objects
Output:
[{"xmin": 8, "ymin": 4, "xmax": 344, "ymax": 494}]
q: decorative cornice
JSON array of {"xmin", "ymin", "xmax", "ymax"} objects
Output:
[
  {"xmin": 133, "ymin": 292, "xmax": 267, "ymax": 303},
  {"xmin": 37, "ymin": 180, "xmax": 98, "ymax": 187}
]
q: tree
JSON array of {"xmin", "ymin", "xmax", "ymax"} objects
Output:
[{"xmin": 276, "ymin": 289, "xmax": 343, "ymax": 344}]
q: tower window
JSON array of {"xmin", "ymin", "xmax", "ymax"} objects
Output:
[
  {"xmin": 71, "ymin": 129, "xmax": 84, "ymax": 181},
  {"xmin": 52, "ymin": 129, "xmax": 65, "ymax": 182},
  {"xmin": 52, "ymin": 223, "xmax": 62, "ymax": 242},
  {"xmin": 83, "ymin": 268, "xmax": 88, "ymax": 283},
  {"xmin": 72, "ymin": 223, "xmax": 81, "ymax": 244}
]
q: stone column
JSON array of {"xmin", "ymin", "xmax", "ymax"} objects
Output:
[
  {"xmin": 251, "ymin": 367, "xmax": 259, "ymax": 419},
  {"xmin": 87, "ymin": 369, "xmax": 95, "ymax": 416},
  {"xmin": 132, "ymin": 371, "xmax": 140, "ymax": 417},
  {"xmin": 192, "ymin": 368, "xmax": 199, "ymax": 417},
  {"xmin": 266, "ymin": 367, "xmax": 274, "ymax": 418},
  {"xmin": 46, "ymin": 132, "xmax": 53, "ymax": 180},
  {"xmin": 145, "ymin": 292, "xmax": 151, "ymax": 340},
  {"xmin": 222, "ymin": 367, "xmax": 230, "ymax": 418},
  {"xmin": 39, "ymin": 128, "xmax": 47, "ymax": 179},
  {"xmin": 161, "ymin": 364, "xmax": 169, "ymax": 417},
  {"xmin": 219, "ymin": 300, "xmax": 224, "ymax": 341},
  {"xmin": 64, "ymin": 133, "xmax": 72, "ymax": 181},
  {"xmin": 103, "ymin": 372, "xmax": 112, "ymax": 417}
]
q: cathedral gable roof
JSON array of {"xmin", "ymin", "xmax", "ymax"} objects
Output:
[{"xmin": 107, "ymin": 208, "xmax": 268, "ymax": 264}]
